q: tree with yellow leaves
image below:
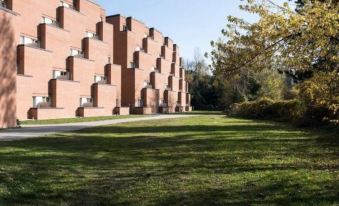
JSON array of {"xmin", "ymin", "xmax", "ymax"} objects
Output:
[{"xmin": 210, "ymin": 0, "xmax": 338, "ymax": 124}]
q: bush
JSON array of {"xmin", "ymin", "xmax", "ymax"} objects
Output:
[
  {"xmin": 230, "ymin": 98, "xmax": 339, "ymax": 127},
  {"xmin": 230, "ymin": 99, "xmax": 309, "ymax": 125}
]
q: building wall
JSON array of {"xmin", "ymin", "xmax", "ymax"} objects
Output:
[
  {"xmin": 0, "ymin": 0, "xmax": 192, "ymax": 128},
  {"xmin": 107, "ymin": 14, "xmax": 189, "ymax": 113}
]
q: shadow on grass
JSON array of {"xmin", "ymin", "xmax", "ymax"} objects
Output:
[
  {"xmin": 174, "ymin": 110, "xmax": 224, "ymax": 116},
  {"xmin": 0, "ymin": 117, "xmax": 338, "ymax": 205}
]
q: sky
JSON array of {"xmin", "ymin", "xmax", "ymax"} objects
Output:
[{"xmin": 97, "ymin": 0, "xmax": 288, "ymax": 62}]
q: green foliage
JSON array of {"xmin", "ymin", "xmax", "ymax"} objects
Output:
[
  {"xmin": 185, "ymin": 50, "xmax": 221, "ymax": 110},
  {"xmin": 208, "ymin": 0, "xmax": 338, "ymax": 127},
  {"xmin": 213, "ymin": 68, "xmax": 286, "ymax": 109},
  {"xmin": 230, "ymin": 99, "xmax": 306, "ymax": 123},
  {"xmin": 231, "ymin": 97, "xmax": 339, "ymax": 127},
  {"xmin": 297, "ymin": 71, "xmax": 339, "ymax": 125},
  {"xmin": 210, "ymin": 0, "xmax": 339, "ymax": 76}
]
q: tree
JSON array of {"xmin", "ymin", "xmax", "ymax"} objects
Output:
[
  {"xmin": 184, "ymin": 49, "xmax": 220, "ymax": 110},
  {"xmin": 210, "ymin": 0, "xmax": 338, "ymax": 76},
  {"xmin": 210, "ymin": 0, "xmax": 338, "ymax": 123}
]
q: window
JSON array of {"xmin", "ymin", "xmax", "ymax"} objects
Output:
[
  {"xmin": 94, "ymin": 75, "xmax": 106, "ymax": 83},
  {"xmin": 41, "ymin": 16, "xmax": 59, "ymax": 27},
  {"xmin": 85, "ymin": 31, "xmax": 98, "ymax": 39},
  {"xmin": 143, "ymin": 81, "xmax": 151, "ymax": 88},
  {"xmin": 20, "ymin": 35, "xmax": 40, "ymax": 47},
  {"xmin": 41, "ymin": 17, "xmax": 53, "ymax": 24},
  {"xmin": 70, "ymin": 48, "xmax": 84, "ymax": 57},
  {"xmin": 0, "ymin": 0, "xmax": 7, "ymax": 8},
  {"xmin": 135, "ymin": 99, "xmax": 143, "ymax": 107},
  {"xmin": 122, "ymin": 25, "xmax": 128, "ymax": 32},
  {"xmin": 80, "ymin": 97, "xmax": 93, "ymax": 107},
  {"xmin": 53, "ymin": 70, "xmax": 68, "ymax": 79},
  {"xmin": 60, "ymin": 1, "xmax": 70, "ymax": 8},
  {"xmin": 33, "ymin": 96, "xmax": 50, "ymax": 108}
]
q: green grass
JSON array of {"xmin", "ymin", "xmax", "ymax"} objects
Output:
[
  {"xmin": 20, "ymin": 115, "xmax": 146, "ymax": 125},
  {"xmin": 0, "ymin": 115, "xmax": 338, "ymax": 205}
]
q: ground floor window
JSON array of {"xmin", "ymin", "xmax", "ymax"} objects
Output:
[
  {"xmin": 80, "ymin": 97, "xmax": 93, "ymax": 107},
  {"xmin": 135, "ymin": 99, "xmax": 143, "ymax": 107},
  {"xmin": 0, "ymin": 0, "xmax": 7, "ymax": 8},
  {"xmin": 32, "ymin": 96, "xmax": 50, "ymax": 108}
]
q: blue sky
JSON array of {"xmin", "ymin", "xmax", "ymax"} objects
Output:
[{"xmin": 97, "ymin": 0, "xmax": 288, "ymax": 62}]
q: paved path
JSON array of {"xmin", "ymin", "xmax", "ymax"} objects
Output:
[{"xmin": 0, "ymin": 115, "xmax": 195, "ymax": 141}]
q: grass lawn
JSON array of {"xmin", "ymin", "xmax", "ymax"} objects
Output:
[
  {"xmin": 20, "ymin": 115, "xmax": 147, "ymax": 125},
  {"xmin": 0, "ymin": 115, "xmax": 338, "ymax": 205}
]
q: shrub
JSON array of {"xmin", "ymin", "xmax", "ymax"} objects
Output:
[{"xmin": 230, "ymin": 99, "xmax": 309, "ymax": 125}]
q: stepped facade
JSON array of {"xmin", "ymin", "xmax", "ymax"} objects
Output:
[{"xmin": 0, "ymin": 0, "xmax": 192, "ymax": 128}]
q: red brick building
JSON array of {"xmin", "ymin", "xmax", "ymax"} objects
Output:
[{"xmin": 0, "ymin": 0, "xmax": 192, "ymax": 128}]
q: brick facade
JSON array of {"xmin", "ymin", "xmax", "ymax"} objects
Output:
[{"xmin": 0, "ymin": 0, "xmax": 191, "ymax": 128}]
